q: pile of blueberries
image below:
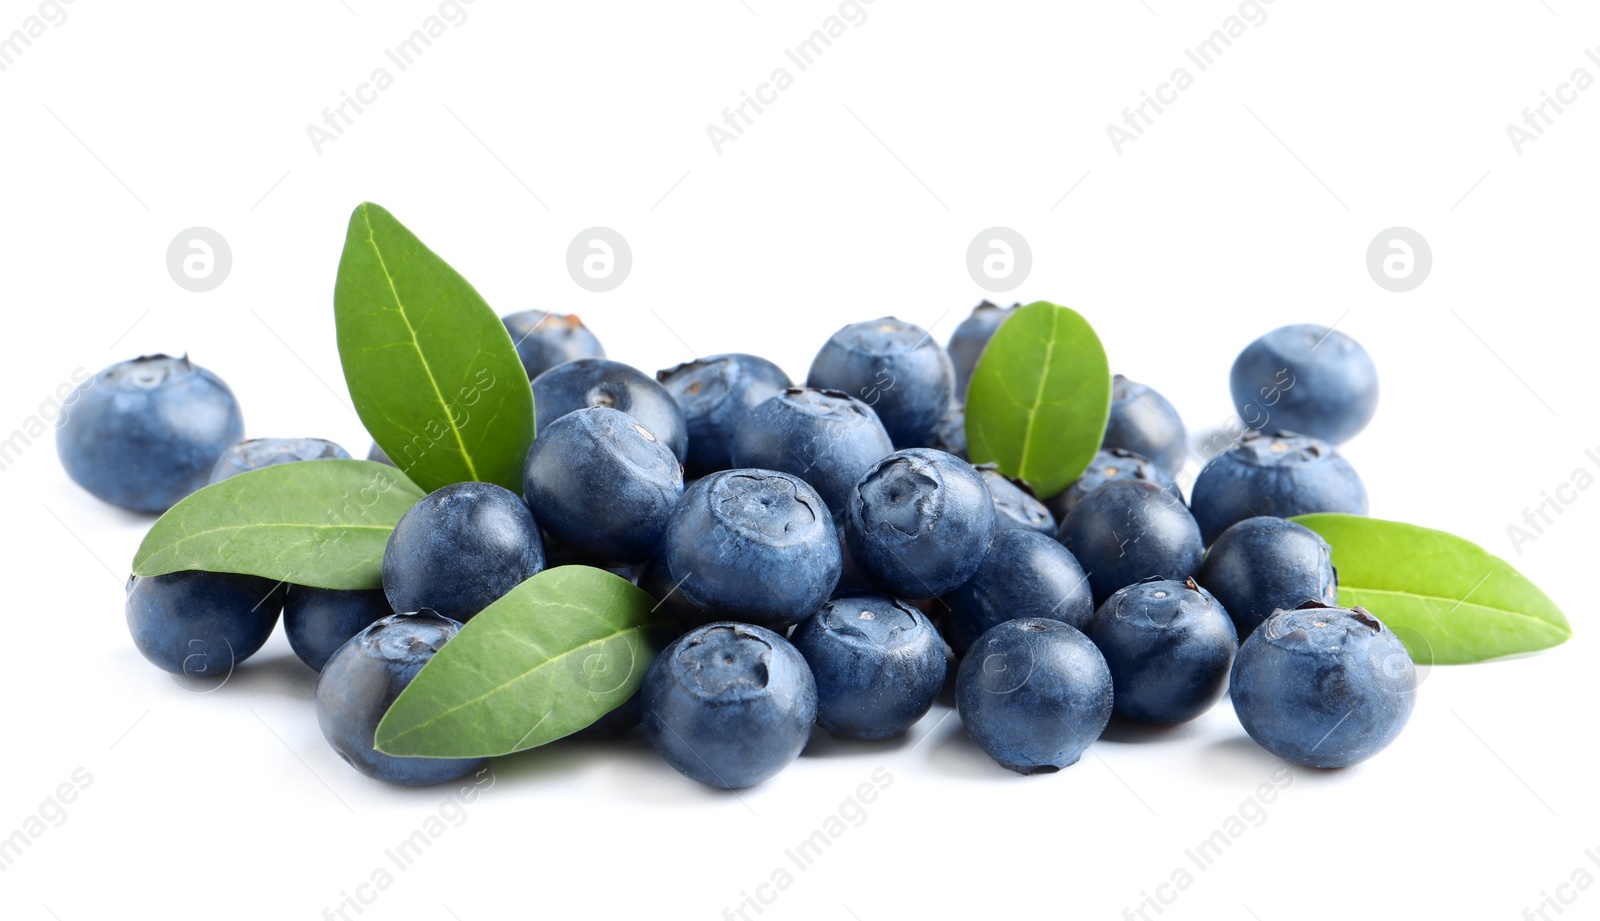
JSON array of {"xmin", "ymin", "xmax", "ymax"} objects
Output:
[{"xmin": 60, "ymin": 303, "xmax": 1415, "ymax": 788}]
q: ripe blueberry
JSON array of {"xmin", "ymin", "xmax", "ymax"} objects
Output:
[
  {"xmin": 791, "ymin": 595, "xmax": 946, "ymax": 740},
  {"xmin": 1047, "ymin": 448, "xmax": 1180, "ymax": 522},
  {"xmin": 1084, "ymin": 578, "xmax": 1236, "ymax": 725},
  {"xmin": 943, "ymin": 528, "xmax": 1093, "ymax": 656},
  {"xmin": 501, "ymin": 309, "xmax": 605, "ymax": 380},
  {"xmin": 807, "ymin": 317, "xmax": 954, "ymax": 448},
  {"xmin": 316, "ymin": 611, "xmax": 487, "ymax": 786},
  {"xmin": 976, "ymin": 465, "xmax": 1055, "ymax": 534},
  {"xmin": 641, "ymin": 623, "xmax": 817, "ymax": 789},
  {"xmin": 283, "ymin": 586, "xmax": 393, "ymax": 672},
  {"xmin": 1102, "ymin": 376, "xmax": 1187, "ymax": 476},
  {"xmin": 1196, "ymin": 516, "xmax": 1338, "ymax": 639},
  {"xmin": 729, "ymin": 387, "xmax": 893, "ymax": 519},
  {"xmin": 57, "ymin": 355, "xmax": 244, "ymax": 513},
  {"xmin": 844, "ymin": 448, "xmax": 997, "ymax": 598},
  {"xmin": 1190, "ymin": 432, "xmax": 1368, "ymax": 545},
  {"xmin": 1230, "ymin": 603, "xmax": 1414, "ymax": 768},
  {"xmin": 1058, "ymin": 479, "xmax": 1204, "ymax": 606},
  {"xmin": 1231, "ymin": 324, "xmax": 1379, "ymax": 445},
  {"xmin": 946, "ymin": 300, "xmax": 1016, "ymax": 400},
  {"xmin": 532, "ymin": 357, "xmax": 688, "ymax": 462},
  {"xmin": 126, "ymin": 571, "xmax": 286, "ymax": 677},
  {"xmin": 658, "ymin": 353, "xmax": 791, "ymax": 479},
  {"xmin": 523, "ymin": 406, "xmax": 683, "ymax": 565},
  {"xmin": 382, "ymin": 481, "xmax": 545, "ymax": 622},
  {"xmin": 956, "ymin": 619, "xmax": 1113, "ymax": 774},
  {"xmin": 209, "ymin": 437, "xmax": 350, "ymax": 484}
]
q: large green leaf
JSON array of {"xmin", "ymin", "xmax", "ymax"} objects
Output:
[
  {"xmin": 334, "ymin": 202, "xmax": 534, "ymax": 493},
  {"xmin": 375, "ymin": 566, "xmax": 674, "ymax": 758},
  {"xmin": 964, "ymin": 301, "xmax": 1112, "ymax": 499},
  {"xmin": 1294, "ymin": 513, "xmax": 1571, "ymax": 664},
  {"xmin": 131, "ymin": 460, "xmax": 423, "ymax": 589}
]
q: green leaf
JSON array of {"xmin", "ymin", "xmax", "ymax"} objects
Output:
[
  {"xmin": 131, "ymin": 460, "xmax": 424, "ymax": 590},
  {"xmin": 1293, "ymin": 513, "xmax": 1571, "ymax": 665},
  {"xmin": 334, "ymin": 202, "xmax": 534, "ymax": 494},
  {"xmin": 964, "ymin": 301, "xmax": 1112, "ymax": 499},
  {"xmin": 375, "ymin": 566, "xmax": 674, "ymax": 758}
]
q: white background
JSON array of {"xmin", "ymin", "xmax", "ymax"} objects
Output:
[{"xmin": 2, "ymin": 1, "xmax": 1597, "ymax": 919}]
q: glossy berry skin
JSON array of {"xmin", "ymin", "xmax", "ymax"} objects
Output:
[
  {"xmin": 652, "ymin": 469, "xmax": 841, "ymax": 631},
  {"xmin": 730, "ymin": 388, "xmax": 893, "ymax": 519},
  {"xmin": 1085, "ymin": 578, "xmax": 1236, "ymax": 725},
  {"xmin": 209, "ymin": 437, "xmax": 350, "ymax": 484},
  {"xmin": 532, "ymin": 358, "xmax": 689, "ymax": 462},
  {"xmin": 807, "ymin": 317, "xmax": 954, "ymax": 449},
  {"xmin": 977, "ymin": 466, "xmax": 1055, "ymax": 534},
  {"xmin": 791, "ymin": 595, "xmax": 947, "ymax": 740},
  {"xmin": 947, "ymin": 300, "xmax": 1016, "ymax": 400},
  {"xmin": 658, "ymin": 353, "xmax": 791, "ymax": 479},
  {"xmin": 641, "ymin": 623, "xmax": 818, "ymax": 789},
  {"xmin": 1190, "ymin": 432, "xmax": 1368, "ymax": 545},
  {"xmin": 283, "ymin": 586, "xmax": 393, "ymax": 671},
  {"xmin": 956, "ymin": 619, "xmax": 1113, "ymax": 774},
  {"xmin": 125, "ymin": 571, "xmax": 286, "ymax": 677},
  {"xmin": 1102, "ymin": 376, "xmax": 1187, "ymax": 476},
  {"xmin": 57, "ymin": 355, "xmax": 244, "ymax": 513},
  {"xmin": 845, "ymin": 448, "xmax": 997, "ymax": 598},
  {"xmin": 315, "ymin": 611, "xmax": 487, "ymax": 786},
  {"xmin": 1197, "ymin": 516, "xmax": 1338, "ymax": 640},
  {"xmin": 1230, "ymin": 604, "xmax": 1415, "ymax": 768},
  {"xmin": 1231, "ymin": 324, "xmax": 1379, "ymax": 445},
  {"xmin": 501, "ymin": 309, "xmax": 605, "ymax": 380},
  {"xmin": 523, "ymin": 406, "xmax": 683, "ymax": 566},
  {"xmin": 1059, "ymin": 479, "xmax": 1205, "ymax": 606},
  {"xmin": 382, "ymin": 482, "xmax": 545, "ymax": 622},
  {"xmin": 1047, "ymin": 448, "xmax": 1181, "ymax": 522},
  {"xmin": 943, "ymin": 529, "xmax": 1093, "ymax": 656}
]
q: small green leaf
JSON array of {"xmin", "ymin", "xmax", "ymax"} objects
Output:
[
  {"xmin": 375, "ymin": 566, "xmax": 674, "ymax": 758},
  {"xmin": 964, "ymin": 301, "xmax": 1112, "ymax": 499},
  {"xmin": 131, "ymin": 460, "xmax": 424, "ymax": 589},
  {"xmin": 334, "ymin": 202, "xmax": 535, "ymax": 494},
  {"xmin": 1293, "ymin": 513, "xmax": 1571, "ymax": 664}
]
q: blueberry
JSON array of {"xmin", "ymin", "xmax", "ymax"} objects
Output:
[
  {"xmin": 729, "ymin": 387, "xmax": 893, "ymax": 519},
  {"xmin": 924, "ymin": 401, "xmax": 967, "ymax": 459},
  {"xmin": 1084, "ymin": 578, "xmax": 1236, "ymax": 725},
  {"xmin": 976, "ymin": 465, "xmax": 1055, "ymax": 534},
  {"xmin": 1230, "ymin": 603, "xmax": 1415, "ymax": 768},
  {"xmin": 1231, "ymin": 324, "xmax": 1379, "ymax": 445},
  {"xmin": 501, "ymin": 309, "xmax": 605, "ymax": 380},
  {"xmin": 523, "ymin": 406, "xmax": 683, "ymax": 565},
  {"xmin": 382, "ymin": 481, "xmax": 545, "ymax": 622},
  {"xmin": 366, "ymin": 442, "xmax": 394, "ymax": 467},
  {"xmin": 315, "ymin": 611, "xmax": 487, "ymax": 786},
  {"xmin": 1102, "ymin": 376, "xmax": 1187, "ymax": 476},
  {"xmin": 567, "ymin": 692, "xmax": 643, "ymax": 741},
  {"xmin": 791, "ymin": 595, "xmax": 947, "ymax": 740},
  {"xmin": 956, "ymin": 619, "xmax": 1113, "ymax": 774},
  {"xmin": 807, "ymin": 317, "xmax": 954, "ymax": 448},
  {"xmin": 283, "ymin": 586, "xmax": 393, "ymax": 671},
  {"xmin": 651, "ymin": 469, "xmax": 841, "ymax": 631},
  {"xmin": 641, "ymin": 623, "xmax": 817, "ymax": 789},
  {"xmin": 57, "ymin": 355, "xmax": 244, "ymax": 513},
  {"xmin": 1196, "ymin": 516, "xmax": 1338, "ymax": 639},
  {"xmin": 947, "ymin": 300, "xmax": 1016, "ymax": 399},
  {"xmin": 208, "ymin": 437, "xmax": 350, "ymax": 484},
  {"xmin": 658, "ymin": 353, "xmax": 791, "ymax": 479},
  {"xmin": 533, "ymin": 357, "xmax": 689, "ymax": 462},
  {"xmin": 943, "ymin": 529, "xmax": 1093, "ymax": 655},
  {"xmin": 844, "ymin": 448, "xmax": 997, "ymax": 598},
  {"xmin": 1046, "ymin": 448, "xmax": 1180, "ymax": 522},
  {"xmin": 125, "ymin": 571, "xmax": 286, "ymax": 677},
  {"xmin": 1190, "ymin": 432, "xmax": 1368, "ymax": 545},
  {"xmin": 1058, "ymin": 479, "xmax": 1204, "ymax": 606}
]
